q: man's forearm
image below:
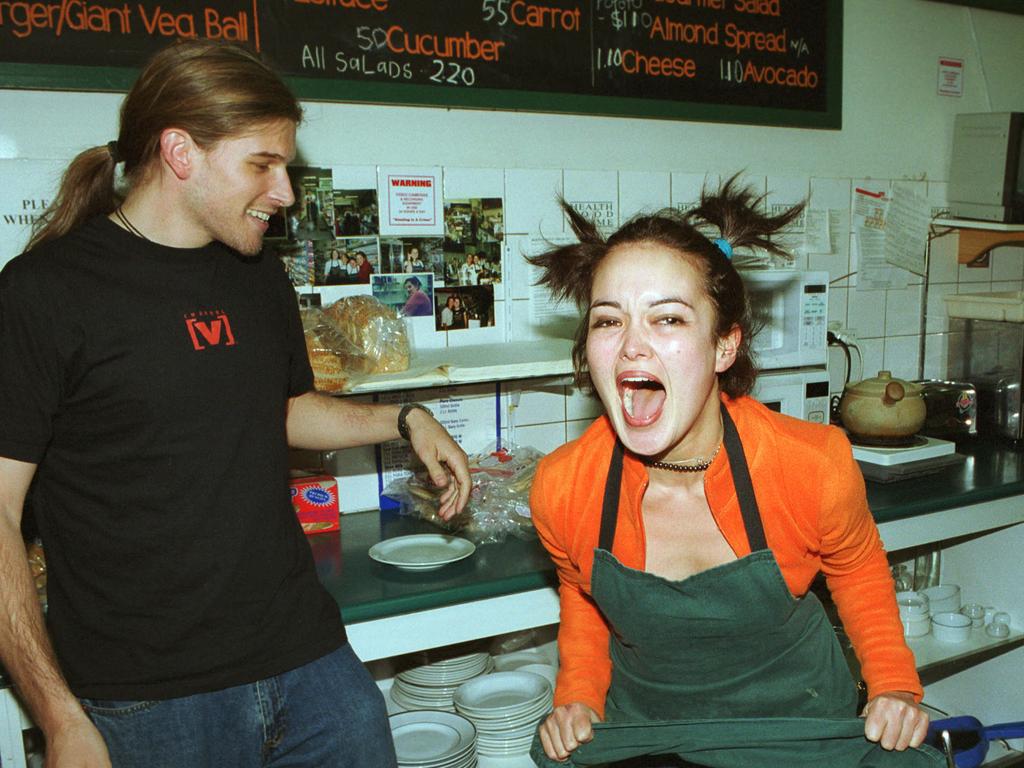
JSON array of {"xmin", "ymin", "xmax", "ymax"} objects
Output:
[
  {"xmin": 0, "ymin": 519, "xmax": 85, "ymax": 735},
  {"xmin": 286, "ymin": 390, "xmax": 404, "ymax": 450}
]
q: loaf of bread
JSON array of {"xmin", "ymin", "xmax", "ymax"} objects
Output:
[
  {"xmin": 301, "ymin": 296, "xmax": 410, "ymax": 392},
  {"xmin": 320, "ymin": 295, "xmax": 410, "ymax": 374},
  {"xmin": 304, "ymin": 341, "xmax": 349, "ymax": 393},
  {"xmin": 301, "ymin": 308, "xmax": 355, "ymax": 393}
]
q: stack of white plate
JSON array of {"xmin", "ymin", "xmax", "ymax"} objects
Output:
[
  {"xmin": 389, "ymin": 710, "xmax": 477, "ymax": 768},
  {"xmin": 453, "ymin": 671, "xmax": 552, "ymax": 757},
  {"xmin": 492, "ymin": 649, "xmax": 558, "ymax": 689},
  {"xmin": 392, "ymin": 652, "xmax": 493, "ymax": 712}
]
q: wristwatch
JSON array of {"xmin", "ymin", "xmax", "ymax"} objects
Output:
[{"xmin": 398, "ymin": 402, "xmax": 432, "ymax": 441}]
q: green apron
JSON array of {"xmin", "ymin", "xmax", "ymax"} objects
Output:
[{"xmin": 531, "ymin": 405, "xmax": 942, "ymax": 767}]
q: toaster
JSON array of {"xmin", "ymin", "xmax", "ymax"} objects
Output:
[{"xmin": 913, "ymin": 380, "xmax": 978, "ymax": 441}]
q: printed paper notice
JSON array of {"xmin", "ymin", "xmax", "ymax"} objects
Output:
[
  {"xmin": 938, "ymin": 57, "xmax": 964, "ymax": 97},
  {"xmin": 379, "ymin": 166, "xmax": 444, "ymax": 237},
  {"xmin": 884, "ymin": 186, "xmax": 930, "ymax": 276},
  {"xmin": 803, "ymin": 208, "xmax": 834, "ymax": 254},
  {"xmin": 853, "ymin": 186, "xmax": 906, "ymax": 290},
  {"xmin": 524, "ymin": 234, "xmax": 580, "ymax": 326},
  {"xmin": 377, "ymin": 386, "xmax": 498, "ymax": 490},
  {"xmin": 0, "ymin": 160, "xmax": 64, "ymax": 271}
]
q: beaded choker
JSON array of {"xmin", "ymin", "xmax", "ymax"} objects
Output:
[{"xmin": 644, "ymin": 445, "xmax": 720, "ymax": 473}]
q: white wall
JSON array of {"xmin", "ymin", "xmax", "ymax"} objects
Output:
[{"xmin": 2, "ymin": 0, "xmax": 1023, "ymax": 511}]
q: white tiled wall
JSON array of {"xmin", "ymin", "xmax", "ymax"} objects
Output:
[{"xmin": 275, "ymin": 164, "xmax": 1024, "ymax": 513}]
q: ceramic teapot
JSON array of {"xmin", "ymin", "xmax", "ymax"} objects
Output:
[{"xmin": 840, "ymin": 370, "xmax": 926, "ymax": 441}]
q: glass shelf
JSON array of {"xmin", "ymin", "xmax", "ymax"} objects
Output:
[{"xmin": 911, "ymin": 627, "xmax": 1024, "ymax": 685}]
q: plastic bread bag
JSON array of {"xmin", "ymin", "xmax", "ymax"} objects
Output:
[
  {"xmin": 383, "ymin": 443, "xmax": 544, "ymax": 545},
  {"xmin": 320, "ymin": 295, "xmax": 410, "ymax": 375},
  {"xmin": 25, "ymin": 538, "xmax": 47, "ymax": 610},
  {"xmin": 300, "ymin": 306, "xmax": 366, "ymax": 393}
]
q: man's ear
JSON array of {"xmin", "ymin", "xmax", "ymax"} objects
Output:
[
  {"xmin": 159, "ymin": 128, "xmax": 197, "ymax": 181},
  {"xmin": 715, "ymin": 324, "xmax": 741, "ymax": 373}
]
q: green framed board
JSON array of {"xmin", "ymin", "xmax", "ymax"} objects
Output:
[{"xmin": 0, "ymin": 0, "xmax": 843, "ymax": 129}]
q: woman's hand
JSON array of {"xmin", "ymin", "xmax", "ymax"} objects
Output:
[
  {"xmin": 538, "ymin": 702, "xmax": 600, "ymax": 761},
  {"xmin": 861, "ymin": 691, "xmax": 929, "ymax": 750}
]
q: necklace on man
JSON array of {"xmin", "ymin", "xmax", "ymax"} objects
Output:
[
  {"xmin": 644, "ymin": 445, "xmax": 721, "ymax": 473},
  {"xmin": 114, "ymin": 206, "xmax": 149, "ymax": 241}
]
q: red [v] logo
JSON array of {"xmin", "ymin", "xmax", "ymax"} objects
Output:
[{"xmin": 185, "ymin": 314, "xmax": 237, "ymax": 350}]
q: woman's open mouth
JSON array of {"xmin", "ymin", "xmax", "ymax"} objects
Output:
[{"xmin": 618, "ymin": 373, "xmax": 666, "ymax": 427}]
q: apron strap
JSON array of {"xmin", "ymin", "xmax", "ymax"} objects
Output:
[
  {"xmin": 598, "ymin": 440, "xmax": 625, "ymax": 553},
  {"xmin": 720, "ymin": 402, "xmax": 768, "ymax": 552},
  {"xmin": 597, "ymin": 402, "xmax": 768, "ymax": 555}
]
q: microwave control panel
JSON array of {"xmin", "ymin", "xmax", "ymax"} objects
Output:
[{"xmin": 799, "ymin": 285, "xmax": 828, "ymax": 351}]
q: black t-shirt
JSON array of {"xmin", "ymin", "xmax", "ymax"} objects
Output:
[{"xmin": 0, "ymin": 217, "xmax": 344, "ymax": 699}]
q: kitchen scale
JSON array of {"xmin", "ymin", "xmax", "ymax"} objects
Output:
[{"xmin": 848, "ymin": 434, "xmax": 965, "ymax": 483}]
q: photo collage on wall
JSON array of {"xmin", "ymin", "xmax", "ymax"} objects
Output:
[
  {"xmin": 438, "ymin": 198, "xmax": 503, "ymax": 332},
  {"xmin": 264, "ymin": 169, "xmax": 503, "ymax": 332}
]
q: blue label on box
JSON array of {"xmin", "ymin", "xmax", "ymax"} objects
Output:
[{"xmin": 302, "ymin": 486, "xmax": 334, "ymax": 507}]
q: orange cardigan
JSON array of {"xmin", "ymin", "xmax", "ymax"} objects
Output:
[{"xmin": 530, "ymin": 395, "xmax": 922, "ymax": 718}]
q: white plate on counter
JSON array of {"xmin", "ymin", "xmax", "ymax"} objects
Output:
[{"xmin": 369, "ymin": 534, "xmax": 476, "ymax": 572}]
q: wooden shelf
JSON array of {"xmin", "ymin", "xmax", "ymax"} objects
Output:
[{"xmin": 933, "ymin": 218, "xmax": 1024, "ymax": 265}]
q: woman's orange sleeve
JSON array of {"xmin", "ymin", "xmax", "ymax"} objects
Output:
[
  {"xmin": 530, "ymin": 461, "xmax": 613, "ymax": 718},
  {"xmin": 817, "ymin": 429, "xmax": 924, "ymax": 702}
]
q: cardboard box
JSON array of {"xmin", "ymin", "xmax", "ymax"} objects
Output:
[{"xmin": 289, "ymin": 473, "xmax": 340, "ymax": 535}]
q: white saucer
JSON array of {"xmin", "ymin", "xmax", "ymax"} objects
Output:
[{"xmin": 369, "ymin": 534, "xmax": 476, "ymax": 572}]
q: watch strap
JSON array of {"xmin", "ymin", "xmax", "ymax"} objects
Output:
[{"xmin": 398, "ymin": 403, "xmax": 432, "ymax": 441}]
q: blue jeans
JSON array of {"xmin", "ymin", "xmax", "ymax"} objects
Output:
[{"xmin": 80, "ymin": 644, "xmax": 397, "ymax": 768}]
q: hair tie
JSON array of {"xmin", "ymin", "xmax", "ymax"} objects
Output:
[
  {"xmin": 106, "ymin": 140, "xmax": 121, "ymax": 164},
  {"xmin": 713, "ymin": 238, "xmax": 733, "ymax": 260}
]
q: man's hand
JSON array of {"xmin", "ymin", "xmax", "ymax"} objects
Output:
[
  {"xmin": 538, "ymin": 702, "xmax": 600, "ymax": 762},
  {"xmin": 45, "ymin": 715, "xmax": 111, "ymax": 768},
  {"xmin": 404, "ymin": 407, "xmax": 471, "ymax": 520},
  {"xmin": 862, "ymin": 690, "xmax": 929, "ymax": 751}
]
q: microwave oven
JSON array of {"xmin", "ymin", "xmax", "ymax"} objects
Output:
[
  {"xmin": 948, "ymin": 112, "xmax": 1024, "ymax": 223},
  {"xmin": 741, "ymin": 270, "xmax": 829, "ymax": 371},
  {"xmin": 751, "ymin": 367, "xmax": 830, "ymax": 424}
]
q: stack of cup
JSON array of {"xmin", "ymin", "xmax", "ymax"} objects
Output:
[
  {"xmin": 985, "ymin": 610, "xmax": 1012, "ymax": 639},
  {"xmin": 960, "ymin": 603, "xmax": 985, "ymax": 628},
  {"xmin": 896, "ymin": 591, "xmax": 930, "ymax": 638},
  {"xmin": 922, "ymin": 584, "xmax": 961, "ymax": 614},
  {"xmin": 922, "ymin": 584, "xmax": 968, "ymax": 643}
]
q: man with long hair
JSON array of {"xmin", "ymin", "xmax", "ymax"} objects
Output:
[{"xmin": 0, "ymin": 40, "xmax": 469, "ymax": 767}]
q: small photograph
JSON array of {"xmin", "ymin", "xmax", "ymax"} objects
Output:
[
  {"xmin": 372, "ymin": 272, "xmax": 435, "ymax": 318},
  {"xmin": 442, "ymin": 241, "xmax": 503, "ymax": 286},
  {"xmin": 266, "ymin": 238, "xmax": 315, "ymax": 287},
  {"xmin": 283, "ymin": 167, "xmax": 335, "ymax": 241},
  {"xmin": 434, "ymin": 285, "xmax": 495, "ymax": 332},
  {"xmin": 379, "ymin": 237, "xmax": 445, "ymax": 279},
  {"xmin": 444, "ymin": 197, "xmax": 504, "ymax": 246},
  {"xmin": 333, "ymin": 188, "xmax": 379, "ymax": 237},
  {"xmin": 315, "ymin": 236, "xmax": 380, "ymax": 285}
]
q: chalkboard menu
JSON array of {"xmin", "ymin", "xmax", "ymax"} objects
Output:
[{"xmin": 0, "ymin": 0, "xmax": 842, "ymax": 129}]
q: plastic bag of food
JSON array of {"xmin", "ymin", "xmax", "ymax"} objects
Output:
[
  {"xmin": 26, "ymin": 538, "xmax": 46, "ymax": 610},
  {"xmin": 321, "ymin": 295, "xmax": 410, "ymax": 375},
  {"xmin": 383, "ymin": 443, "xmax": 543, "ymax": 545},
  {"xmin": 300, "ymin": 306, "xmax": 364, "ymax": 393},
  {"xmin": 301, "ymin": 295, "xmax": 411, "ymax": 393}
]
